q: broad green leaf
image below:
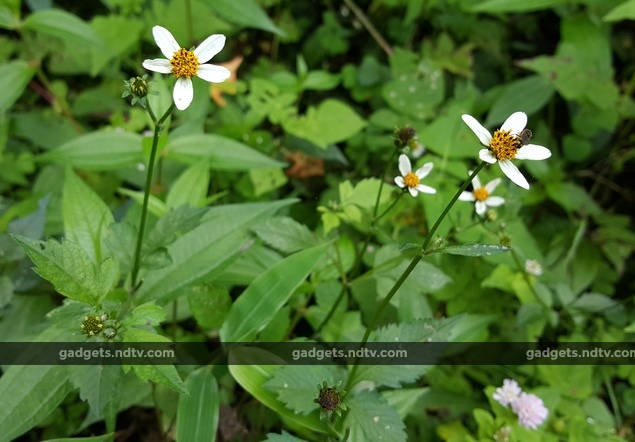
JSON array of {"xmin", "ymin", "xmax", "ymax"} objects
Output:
[
  {"xmin": 0, "ymin": 6, "xmax": 20, "ymax": 29},
  {"xmin": 23, "ymin": 9, "xmax": 103, "ymax": 46},
  {"xmin": 485, "ymin": 76, "xmax": 554, "ymax": 126},
  {"xmin": 90, "ymin": 15, "xmax": 144, "ymax": 73},
  {"xmin": 69, "ymin": 365, "xmax": 122, "ymax": 427},
  {"xmin": 166, "ymin": 163, "xmax": 211, "ymax": 209},
  {"xmin": 166, "ymin": 134, "xmax": 285, "ymax": 170},
  {"xmin": 264, "ymin": 366, "xmax": 346, "ymax": 415},
  {"xmin": 63, "ymin": 169, "xmax": 114, "ymax": 263},
  {"xmin": 137, "ymin": 200, "xmax": 298, "ymax": 303},
  {"xmin": 0, "ymin": 61, "xmax": 36, "ymax": 113},
  {"xmin": 176, "ymin": 368, "xmax": 219, "ymax": 442},
  {"xmin": 228, "ymin": 365, "xmax": 329, "ymax": 435},
  {"xmin": 345, "ymin": 391, "xmax": 406, "ymax": 442},
  {"xmin": 604, "ymin": 0, "xmax": 635, "ymax": 21},
  {"xmin": 41, "ymin": 130, "xmax": 143, "ymax": 170},
  {"xmin": 283, "ymin": 99, "xmax": 366, "ymax": 148},
  {"xmin": 250, "ymin": 216, "xmax": 315, "ymax": 254},
  {"xmin": 42, "ymin": 435, "xmax": 114, "ymax": 442},
  {"xmin": 187, "ymin": 285, "xmax": 231, "ymax": 329},
  {"xmin": 206, "ymin": 0, "xmax": 284, "ymax": 36},
  {"xmin": 440, "ymin": 243, "xmax": 510, "ymax": 257},
  {"xmin": 13, "ymin": 235, "xmax": 117, "ymax": 305},
  {"xmin": 471, "ymin": 0, "xmax": 571, "ymax": 12},
  {"xmin": 220, "ymin": 242, "xmax": 330, "ymax": 342}
]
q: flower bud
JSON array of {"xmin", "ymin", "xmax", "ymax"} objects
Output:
[
  {"xmin": 394, "ymin": 126, "xmax": 416, "ymax": 148},
  {"xmin": 80, "ymin": 314, "xmax": 104, "ymax": 337},
  {"xmin": 130, "ymin": 76, "xmax": 148, "ymax": 97}
]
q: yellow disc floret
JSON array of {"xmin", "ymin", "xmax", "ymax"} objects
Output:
[
  {"xmin": 404, "ymin": 172, "xmax": 420, "ymax": 188},
  {"xmin": 489, "ymin": 129, "xmax": 519, "ymax": 160},
  {"xmin": 170, "ymin": 48, "xmax": 199, "ymax": 78},
  {"xmin": 473, "ymin": 187, "xmax": 489, "ymax": 201}
]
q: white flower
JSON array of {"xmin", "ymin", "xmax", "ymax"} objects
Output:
[
  {"xmin": 511, "ymin": 392, "xmax": 548, "ymax": 430},
  {"xmin": 461, "ymin": 112, "xmax": 551, "ymax": 190},
  {"xmin": 410, "ymin": 141, "xmax": 426, "ymax": 158},
  {"xmin": 525, "ymin": 259, "xmax": 543, "ymax": 276},
  {"xmin": 143, "ymin": 26, "xmax": 231, "ymax": 110},
  {"xmin": 493, "ymin": 379, "xmax": 521, "ymax": 407},
  {"xmin": 394, "ymin": 154, "xmax": 436, "ymax": 197},
  {"xmin": 458, "ymin": 172, "xmax": 504, "ymax": 216}
]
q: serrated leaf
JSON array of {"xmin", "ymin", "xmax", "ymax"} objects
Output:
[
  {"xmin": 441, "ymin": 243, "xmax": 509, "ymax": 257},
  {"xmin": 0, "ymin": 61, "xmax": 36, "ymax": 113},
  {"xmin": 220, "ymin": 242, "xmax": 330, "ymax": 342},
  {"xmin": 40, "ymin": 130, "xmax": 143, "ymax": 170},
  {"xmin": 345, "ymin": 391, "xmax": 406, "ymax": 442},
  {"xmin": 69, "ymin": 365, "xmax": 122, "ymax": 423},
  {"xmin": 176, "ymin": 368, "xmax": 219, "ymax": 442},
  {"xmin": 251, "ymin": 217, "xmax": 315, "ymax": 254}
]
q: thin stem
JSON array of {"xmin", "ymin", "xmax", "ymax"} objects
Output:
[
  {"xmin": 314, "ymin": 243, "xmax": 351, "ymax": 336},
  {"xmin": 342, "ymin": 0, "xmax": 393, "ymax": 56},
  {"xmin": 130, "ymin": 103, "xmax": 175, "ymax": 289},
  {"xmin": 345, "ymin": 162, "xmax": 486, "ymax": 391},
  {"xmin": 376, "ymin": 191, "xmax": 404, "ymax": 220},
  {"xmin": 510, "ymin": 248, "xmax": 549, "ymax": 311},
  {"xmin": 604, "ymin": 372, "xmax": 622, "ymax": 428},
  {"xmin": 184, "ymin": 0, "xmax": 194, "ymax": 47}
]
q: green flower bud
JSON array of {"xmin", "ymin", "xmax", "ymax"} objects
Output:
[
  {"xmin": 80, "ymin": 314, "xmax": 104, "ymax": 337},
  {"xmin": 130, "ymin": 76, "xmax": 148, "ymax": 97}
]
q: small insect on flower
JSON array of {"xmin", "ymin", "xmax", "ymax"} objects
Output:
[
  {"xmin": 394, "ymin": 154, "xmax": 436, "ymax": 197},
  {"xmin": 143, "ymin": 26, "xmax": 231, "ymax": 110},
  {"xmin": 461, "ymin": 112, "xmax": 551, "ymax": 190},
  {"xmin": 459, "ymin": 172, "xmax": 504, "ymax": 216}
]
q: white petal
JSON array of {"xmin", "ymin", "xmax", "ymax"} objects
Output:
[
  {"xmin": 485, "ymin": 196, "xmax": 505, "ymax": 207},
  {"xmin": 500, "ymin": 111, "xmax": 527, "ymax": 136},
  {"xmin": 197, "ymin": 64, "xmax": 231, "ymax": 83},
  {"xmin": 415, "ymin": 184, "xmax": 436, "ymax": 194},
  {"xmin": 475, "ymin": 201, "xmax": 487, "ymax": 216},
  {"xmin": 515, "ymin": 144, "xmax": 551, "ymax": 160},
  {"xmin": 415, "ymin": 162, "xmax": 433, "ymax": 179},
  {"xmin": 499, "ymin": 160, "xmax": 529, "ymax": 189},
  {"xmin": 485, "ymin": 178, "xmax": 502, "ymax": 193},
  {"xmin": 394, "ymin": 176, "xmax": 405, "ymax": 188},
  {"xmin": 152, "ymin": 25, "xmax": 180, "ymax": 59},
  {"xmin": 459, "ymin": 191, "xmax": 475, "ymax": 201},
  {"xmin": 461, "ymin": 114, "xmax": 492, "ymax": 146},
  {"xmin": 471, "ymin": 173, "xmax": 482, "ymax": 190},
  {"xmin": 398, "ymin": 154, "xmax": 411, "ymax": 176},
  {"xmin": 479, "ymin": 149, "xmax": 497, "ymax": 164},
  {"xmin": 408, "ymin": 187, "xmax": 418, "ymax": 197},
  {"xmin": 142, "ymin": 58, "xmax": 171, "ymax": 74},
  {"xmin": 194, "ymin": 34, "xmax": 226, "ymax": 63},
  {"xmin": 173, "ymin": 77, "xmax": 193, "ymax": 110}
]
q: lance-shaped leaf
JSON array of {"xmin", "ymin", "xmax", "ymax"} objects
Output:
[{"xmin": 176, "ymin": 368, "xmax": 220, "ymax": 442}]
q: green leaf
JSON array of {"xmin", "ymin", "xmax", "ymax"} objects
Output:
[
  {"xmin": 187, "ymin": 285, "xmax": 231, "ymax": 329},
  {"xmin": 0, "ymin": 5, "xmax": 20, "ymax": 30},
  {"xmin": 40, "ymin": 130, "xmax": 143, "ymax": 170},
  {"xmin": 263, "ymin": 432, "xmax": 306, "ymax": 442},
  {"xmin": 41, "ymin": 435, "xmax": 114, "ymax": 442},
  {"xmin": 471, "ymin": 0, "xmax": 570, "ymax": 13},
  {"xmin": 264, "ymin": 366, "xmax": 346, "ymax": 415},
  {"xmin": 440, "ymin": 243, "xmax": 510, "ymax": 257},
  {"xmin": 283, "ymin": 99, "xmax": 366, "ymax": 148},
  {"xmin": 604, "ymin": 0, "xmax": 635, "ymax": 21},
  {"xmin": 228, "ymin": 365, "xmax": 329, "ymax": 435},
  {"xmin": 220, "ymin": 242, "xmax": 330, "ymax": 342},
  {"xmin": 63, "ymin": 169, "xmax": 114, "ymax": 263},
  {"xmin": 166, "ymin": 134, "xmax": 285, "ymax": 170},
  {"xmin": 206, "ymin": 0, "xmax": 284, "ymax": 36},
  {"xmin": 13, "ymin": 235, "xmax": 117, "ymax": 305},
  {"xmin": 251, "ymin": 216, "xmax": 315, "ymax": 254},
  {"xmin": 118, "ymin": 188, "xmax": 167, "ymax": 218},
  {"xmin": 345, "ymin": 391, "xmax": 406, "ymax": 442},
  {"xmin": 176, "ymin": 368, "xmax": 219, "ymax": 442},
  {"xmin": 69, "ymin": 365, "xmax": 122, "ymax": 426},
  {"xmin": 485, "ymin": 75, "xmax": 554, "ymax": 126},
  {"xmin": 0, "ymin": 61, "xmax": 36, "ymax": 113},
  {"xmin": 166, "ymin": 163, "xmax": 211, "ymax": 209},
  {"xmin": 137, "ymin": 200, "xmax": 298, "ymax": 303},
  {"xmin": 23, "ymin": 9, "xmax": 104, "ymax": 46}
]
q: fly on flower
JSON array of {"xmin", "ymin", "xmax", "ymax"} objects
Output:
[
  {"xmin": 143, "ymin": 26, "xmax": 231, "ymax": 110},
  {"xmin": 461, "ymin": 112, "xmax": 551, "ymax": 189},
  {"xmin": 394, "ymin": 154, "xmax": 436, "ymax": 197},
  {"xmin": 459, "ymin": 173, "xmax": 504, "ymax": 216}
]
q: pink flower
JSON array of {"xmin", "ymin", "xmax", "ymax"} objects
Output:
[
  {"xmin": 493, "ymin": 379, "xmax": 521, "ymax": 407},
  {"xmin": 511, "ymin": 392, "xmax": 548, "ymax": 429}
]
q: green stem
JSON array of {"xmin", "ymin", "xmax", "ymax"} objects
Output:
[
  {"xmin": 314, "ymin": 243, "xmax": 351, "ymax": 336},
  {"xmin": 510, "ymin": 248, "xmax": 550, "ymax": 311},
  {"xmin": 130, "ymin": 103, "xmax": 175, "ymax": 289},
  {"xmin": 345, "ymin": 162, "xmax": 486, "ymax": 391}
]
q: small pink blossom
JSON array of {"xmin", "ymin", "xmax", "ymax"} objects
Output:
[
  {"xmin": 493, "ymin": 379, "xmax": 521, "ymax": 407},
  {"xmin": 511, "ymin": 392, "xmax": 548, "ymax": 429}
]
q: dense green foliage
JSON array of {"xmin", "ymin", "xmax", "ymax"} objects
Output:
[{"xmin": 0, "ymin": 0, "xmax": 634, "ymax": 441}]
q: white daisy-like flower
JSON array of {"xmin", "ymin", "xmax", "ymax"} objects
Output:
[
  {"xmin": 493, "ymin": 379, "xmax": 522, "ymax": 407},
  {"xmin": 461, "ymin": 112, "xmax": 551, "ymax": 190},
  {"xmin": 511, "ymin": 392, "xmax": 548, "ymax": 429},
  {"xmin": 394, "ymin": 154, "xmax": 436, "ymax": 197},
  {"xmin": 525, "ymin": 259, "xmax": 543, "ymax": 276},
  {"xmin": 143, "ymin": 26, "xmax": 231, "ymax": 110},
  {"xmin": 410, "ymin": 141, "xmax": 426, "ymax": 158},
  {"xmin": 458, "ymin": 172, "xmax": 504, "ymax": 216}
]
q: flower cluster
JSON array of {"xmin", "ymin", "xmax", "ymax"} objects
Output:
[{"xmin": 493, "ymin": 379, "xmax": 548, "ymax": 430}]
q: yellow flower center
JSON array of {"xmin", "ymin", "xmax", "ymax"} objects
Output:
[
  {"xmin": 473, "ymin": 187, "xmax": 489, "ymax": 201},
  {"xmin": 489, "ymin": 129, "xmax": 519, "ymax": 160},
  {"xmin": 404, "ymin": 172, "xmax": 419, "ymax": 188},
  {"xmin": 170, "ymin": 48, "xmax": 199, "ymax": 78}
]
